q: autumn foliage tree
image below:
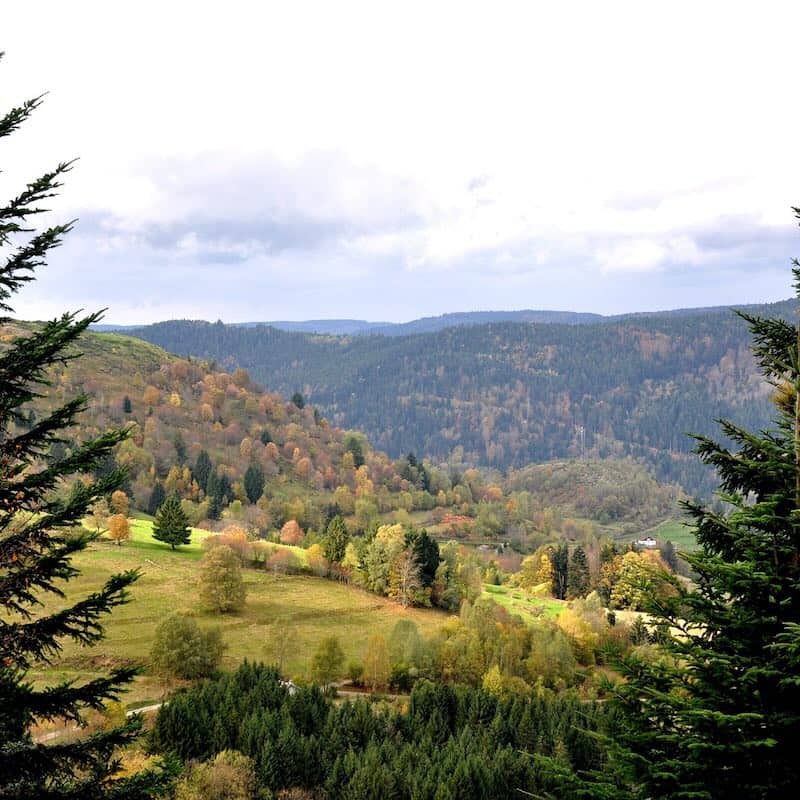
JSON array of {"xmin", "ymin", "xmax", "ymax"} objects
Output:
[
  {"xmin": 107, "ymin": 513, "xmax": 130, "ymax": 546},
  {"xmin": 279, "ymin": 519, "xmax": 303, "ymax": 546},
  {"xmin": 199, "ymin": 545, "xmax": 247, "ymax": 613}
]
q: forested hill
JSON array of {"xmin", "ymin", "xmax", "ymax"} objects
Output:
[{"xmin": 127, "ymin": 299, "xmax": 796, "ymax": 495}]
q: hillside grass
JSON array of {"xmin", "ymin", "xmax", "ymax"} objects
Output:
[
  {"xmin": 615, "ymin": 517, "xmax": 698, "ymax": 550},
  {"xmin": 646, "ymin": 518, "xmax": 697, "ymax": 550},
  {"xmin": 25, "ymin": 526, "xmax": 451, "ymax": 710},
  {"xmin": 482, "ymin": 584, "xmax": 564, "ymax": 621}
]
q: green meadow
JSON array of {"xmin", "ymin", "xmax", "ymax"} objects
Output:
[
  {"xmin": 28, "ymin": 521, "xmax": 452, "ymax": 710},
  {"xmin": 482, "ymin": 583, "xmax": 565, "ymax": 621}
]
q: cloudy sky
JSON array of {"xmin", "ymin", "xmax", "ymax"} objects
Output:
[{"xmin": 3, "ymin": 1, "xmax": 800, "ymax": 323}]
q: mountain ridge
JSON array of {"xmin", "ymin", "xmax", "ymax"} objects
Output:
[{"xmin": 91, "ymin": 296, "xmax": 796, "ymax": 337}]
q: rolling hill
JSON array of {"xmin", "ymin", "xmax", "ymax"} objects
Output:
[{"xmin": 122, "ymin": 299, "xmax": 795, "ymax": 495}]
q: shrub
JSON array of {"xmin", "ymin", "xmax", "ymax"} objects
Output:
[{"xmin": 175, "ymin": 750, "xmax": 256, "ymax": 800}]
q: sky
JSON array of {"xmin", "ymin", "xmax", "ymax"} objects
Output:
[{"xmin": 3, "ymin": 1, "xmax": 800, "ymax": 324}]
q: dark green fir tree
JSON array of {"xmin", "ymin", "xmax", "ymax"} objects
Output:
[
  {"xmin": 323, "ymin": 515, "xmax": 350, "ymax": 564},
  {"xmin": 193, "ymin": 449, "xmax": 212, "ymax": 493},
  {"xmin": 147, "ymin": 480, "xmax": 166, "ymax": 517},
  {"xmin": 0, "ymin": 56, "xmax": 168, "ymax": 798},
  {"xmin": 243, "ymin": 463, "xmax": 265, "ymax": 504},
  {"xmin": 152, "ymin": 494, "xmax": 191, "ymax": 550},
  {"xmin": 541, "ymin": 218, "xmax": 800, "ymax": 799},
  {"xmin": 549, "ymin": 542, "xmax": 569, "ymax": 600},
  {"xmin": 566, "ymin": 545, "xmax": 589, "ymax": 599}
]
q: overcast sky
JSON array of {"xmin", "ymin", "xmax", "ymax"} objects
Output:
[{"xmin": 3, "ymin": 1, "xmax": 800, "ymax": 324}]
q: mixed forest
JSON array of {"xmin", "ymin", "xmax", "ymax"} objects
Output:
[{"xmin": 126, "ymin": 301, "xmax": 791, "ymax": 496}]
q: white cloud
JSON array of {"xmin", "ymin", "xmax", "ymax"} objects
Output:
[{"xmin": 1, "ymin": 0, "xmax": 799, "ymax": 322}]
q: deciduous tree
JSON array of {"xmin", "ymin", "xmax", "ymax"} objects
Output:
[
  {"xmin": 150, "ymin": 613, "xmax": 224, "ymax": 679},
  {"xmin": 310, "ymin": 636, "xmax": 344, "ymax": 688},
  {"xmin": 199, "ymin": 545, "xmax": 246, "ymax": 613},
  {"xmin": 279, "ymin": 519, "xmax": 304, "ymax": 545},
  {"xmin": 388, "ymin": 547, "xmax": 422, "ymax": 608},
  {"xmin": 110, "ymin": 488, "xmax": 129, "ymax": 516},
  {"xmin": 107, "ymin": 513, "xmax": 130, "ymax": 546}
]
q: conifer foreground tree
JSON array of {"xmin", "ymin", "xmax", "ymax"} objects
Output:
[
  {"xmin": 151, "ymin": 494, "xmax": 191, "ymax": 550},
  {"xmin": 0, "ymin": 55, "xmax": 167, "ymax": 797},
  {"xmin": 542, "ymin": 214, "xmax": 800, "ymax": 799}
]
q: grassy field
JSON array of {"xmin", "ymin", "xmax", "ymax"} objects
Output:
[
  {"xmin": 615, "ymin": 517, "xmax": 697, "ymax": 551},
  {"xmin": 27, "ymin": 522, "xmax": 452, "ymax": 710},
  {"xmin": 482, "ymin": 584, "xmax": 565, "ymax": 621}
]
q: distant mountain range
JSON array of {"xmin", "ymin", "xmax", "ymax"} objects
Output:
[
  {"xmin": 119, "ymin": 297, "xmax": 797, "ymax": 497},
  {"xmin": 92, "ymin": 299, "xmax": 796, "ymax": 337}
]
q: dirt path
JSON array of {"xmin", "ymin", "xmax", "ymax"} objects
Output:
[{"xmin": 34, "ymin": 703, "xmax": 164, "ymax": 743}]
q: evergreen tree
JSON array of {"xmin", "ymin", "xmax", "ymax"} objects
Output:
[
  {"xmin": 207, "ymin": 491, "xmax": 222, "ymax": 521},
  {"xmin": 243, "ymin": 463, "xmax": 265, "ymax": 504},
  {"xmin": 405, "ymin": 527, "xmax": 440, "ymax": 587},
  {"xmin": 194, "ymin": 449, "xmax": 212, "ymax": 493},
  {"xmin": 122, "ymin": 394, "xmax": 132, "ymax": 414},
  {"xmin": 215, "ymin": 473, "xmax": 233, "ymax": 506},
  {"xmin": 152, "ymin": 494, "xmax": 191, "ymax": 550},
  {"xmin": 659, "ymin": 538, "xmax": 678, "ymax": 572},
  {"xmin": 566, "ymin": 545, "xmax": 589, "ymax": 598},
  {"xmin": 343, "ymin": 433, "xmax": 365, "ymax": 468},
  {"xmin": 549, "ymin": 542, "xmax": 569, "ymax": 600},
  {"xmin": 550, "ymin": 252, "xmax": 800, "ymax": 799},
  {"xmin": 173, "ymin": 432, "xmax": 187, "ymax": 465},
  {"xmin": 323, "ymin": 515, "xmax": 349, "ymax": 563},
  {"xmin": 291, "ymin": 391, "xmax": 305, "ymax": 409},
  {"xmin": 0, "ymin": 62, "xmax": 166, "ymax": 797},
  {"xmin": 148, "ymin": 480, "xmax": 167, "ymax": 517}
]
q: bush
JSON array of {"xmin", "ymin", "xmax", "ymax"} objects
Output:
[
  {"xmin": 203, "ymin": 525, "xmax": 250, "ymax": 562},
  {"xmin": 175, "ymin": 750, "xmax": 256, "ymax": 800},
  {"xmin": 150, "ymin": 614, "xmax": 224, "ymax": 679},
  {"xmin": 347, "ymin": 660, "xmax": 364, "ymax": 685}
]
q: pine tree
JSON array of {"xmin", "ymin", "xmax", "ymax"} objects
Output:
[
  {"xmin": 194, "ymin": 449, "xmax": 212, "ymax": 493},
  {"xmin": 405, "ymin": 527, "xmax": 440, "ymax": 587},
  {"xmin": 173, "ymin": 432, "xmax": 187, "ymax": 465},
  {"xmin": 243, "ymin": 463, "xmax": 265, "ymax": 504},
  {"xmin": 152, "ymin": 493, "xmax": 191, "ymax": 550},
  {"xmin": 323, "ymin": 515, "xmax": 349, "ymax": 563},
  {"xmin": 147, "ymin": 480, "xmax": 166, "ymax": 517},
  {"xmin": 566, "ymin": 545, "xmax": 589, "ymax": 599},
  {"xmin": 122, "ymin": 394, "xmax": 132, "ymax": 414},
  {"xmin": 549, "ymin": 239, "xmax": 800, "ymax": 799},
  {"xmin": 549, "ymin": 542, "xmax": 569, "ymax": 600},
  {"xmin": 0, "ymin": 58, "xmax": 166, "ymax": 797}
]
